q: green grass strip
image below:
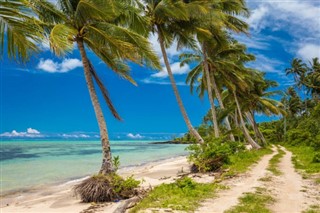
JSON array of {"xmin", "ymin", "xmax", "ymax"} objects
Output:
[
  {"xmin": 285, "ymin": 145, "xmax": 320, "ymax": 174},
  {"xmin": 267, "ymin": 147, "xmax": 285, "ymax": 176},
  {"xmin": 130, "ymin": 177, "xmax": 224, "ymax": 212},
  {"xmin": 222, "ymin": 148, "xmax": 273, "ymax": 178},
  {"xmin": 225, "ymin": 187, "xmax": 275, "ymax": 213}
]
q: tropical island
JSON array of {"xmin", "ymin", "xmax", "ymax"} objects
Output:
[{"xmin": 0, "ymin": 0, "xmax": 319, "ymax": 213}]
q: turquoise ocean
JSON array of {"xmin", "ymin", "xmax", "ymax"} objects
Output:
[{"xmin": 0, "ymin": 140, "xmax": 188, "ymax": 195}]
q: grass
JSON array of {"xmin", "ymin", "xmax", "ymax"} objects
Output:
[
  {"xmin": 259, "ymin": 175, "xmax": 272, "ymax": 182},
  {"xmin": 285, "ymin": 145, "xmax": 320, "ymax": 174},
  {"xmin": 267, "ymin": 148, "xmax": 285, "ymax": 175},
  {"xmin": 222, "ymin": 148, "xmax": 273, "ymax": 178},
  {"xmin": 224, "ymin": 187, "xmax": 275, "ymax": 213},
  {"xmin": 130, "ymin": 177, "xmax": 224, "ymax": 212},
  {"xmin": 130, "ymin": 147, "xmax": 273, "ymax": 212},
  {"xmin": 303, "ymin": 205, "xmax": 320, "ymax": 213}
]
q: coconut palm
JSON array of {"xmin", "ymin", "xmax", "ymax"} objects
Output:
[
  {"xmin": 28, "ymin": 0, "xmax": 160, "ymax": 175},
  {"xmin": 239, "ymin": 72, "xmax": 286, "ymax": 145},
  {"xmin": 141, "ymin": 0, "xmax": 210, "ymax": 143},
  {"xmin": 0, "ymin": 0, "xmax": 43, "ymax": 61},
  {"xmin": 178, "ymin": 0, "xmax": 249, "ymax": 140}
]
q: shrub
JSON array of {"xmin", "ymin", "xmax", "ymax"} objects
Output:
[
  {"xmin": 313, "ymin": 152, "xmax": 320, "ymax": 163},
  {"xmin": 187, "ymin": 138, "xmax": 237, "ymax": 172},
  {"xmin": 311, "ymin": 135, "xmax": 320, "ymax": 151},
  {"xmin": 286, "ymin": 129, "xmax": 312, "ymax": 146}
]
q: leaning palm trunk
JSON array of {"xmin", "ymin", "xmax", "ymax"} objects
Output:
[
  {"xmin": 77, "ymin": 39, "xmax": 113, "ymax": 174},
  {"xmin": 245, "ymin": 111, "xmax": 267, "ymax": 146},
  {"xmin": 210, "ymin": 71, "xmax": 235, "ymax": 141},
  {"xmin": 158, "ymin": 32, "xmax": 204, "ymax": 144},
  {"xmin": 202, "ymin": 43, "xmax": 219, "ymax": 138},
  {"xmin": 233, "ymin": 91, "xmax": 261, "ymax": 149}
]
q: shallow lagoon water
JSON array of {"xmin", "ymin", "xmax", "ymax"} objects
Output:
[{"xmin": 0, "ymin": 140, "xmax": 188, "ymax": 195}]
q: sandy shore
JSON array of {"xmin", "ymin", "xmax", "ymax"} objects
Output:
[{"xmin": 0, "ymin": 156, "xmax": 190, "ymax": 213}]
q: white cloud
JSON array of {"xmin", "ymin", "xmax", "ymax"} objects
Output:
[
  {"xmin": 297, "ymin": 44, "xmax": 320, "ymax": 60},
  {"xmin": 247, "ymin": 0, "xmax": 320, "ymax": 34},
  {"xmin": 149, "ymin": 34, "xmax": 182, "ymax": 58},
  {"xmin": 247, "ymin": 53, "xmax": 284, "ymax": 74},
  {"xmin": 127, "ymin": 133, "xmax": 144, "ymax": 139},
  {"xmin": 151, "ymin": 62, "xmax": 190, "ymax": 78},
  {"xmin": 233, "ymin": 34, "xmax": 270, "ymax": 50},
  {"xmin": 37, "ymin": 58, "xmax": 82, "ymax": 73},
  {"xmin": 27, "ymin": 128, "xmax": 40, "ymax": 134},
  {"xmin": 60, "ymin": 59, "xmax": 83, "ymax": 72},
  {"xmin": 247, "ymin": 5, "xmax": 269, "ymax": 31},
  {"xmin": 0, "ymin": 128, "xmax": 42, "ymax": 138},
  {"xmin": 61, "ymin": 133, "xmax": 90, "ymax": 138}
]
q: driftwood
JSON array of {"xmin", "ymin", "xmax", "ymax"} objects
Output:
[{"xmin": 113, "ymin": 196, "xmax": 142, "ymax": 213}]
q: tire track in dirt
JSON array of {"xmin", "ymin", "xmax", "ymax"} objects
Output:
[{"xmin": 196, "ymin": 147, "xmax": 277, "ymax": 213}]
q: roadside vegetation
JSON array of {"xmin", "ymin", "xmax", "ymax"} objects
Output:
[
  {"xmin": 1, "ymin": 0, "xmax": 319, "ymax": 209},
  {"xmin": 130, "ymin": 177, "xmax": 222, "ymax": 212},
  {"xmin": 267, "ymin": 147, "xmax": 285, "ymax": 176},
  {"xmin": 224, "ymin": 187, "xmax": 275, "ymax": 213}
]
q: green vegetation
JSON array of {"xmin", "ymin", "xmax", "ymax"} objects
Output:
[
  {"xmin": 225, "ymin": 188, "xmax": 275, "ymax": 213},
  {"xmin": 74, "ymin": 156, "xmax": 140, "ymax": 202},
  {"xmin": 259, "ymin": 59, "xmax": 320, "ymax": 177},
  {"xmin": 303, "ymin": 205, "xmax": 320, "ymax": 213},
  {"xmin": 267, "ymin": 148, "xmax": 285, "ymax": 175},
  {"xmin": 223, "ymin": 148, "xmax": 273, "ymax": 177},
  {"xmin": 2, "ymin": 0, "xmax": 319, "ymax": 208},
  {"xmin": 187, "ymin": 138, "xmax": 244, "ymax": 172},
  {"xmin": 74, "ymin": 173, "xmax": 140, "ymax": 202},
  {"xmin": 286, "ymin": 146, "xmax": 320, "ymax": 174},
  {"xmin": 130, "ymin": 177, "xmax": 222, "ymax": 212}
]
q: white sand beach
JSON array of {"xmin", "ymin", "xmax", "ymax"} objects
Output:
[{"xmin": 1, "ymin": 156, "xmax": 190, "ymax": 213}]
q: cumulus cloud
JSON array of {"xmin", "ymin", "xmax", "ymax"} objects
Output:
[
  {"xmin": 37, "ymin": 58, "xmax": 82, "ymax": 73},
  {"xmin": 27, "ymin": 128, "xmax": 40, "ymax": 134},
  {"xmin": 127, "ymin": 133, "xmax": 144, "ymax": 139},
  {"xmin": 297, "ymin": 44, "xmax": 320, "ymax": 60},
  {"xmin": 151, "ymin": 62, "xmax": 190, "ymax": 78},
  {"xmin": 0, "ymin": 128, "xmax": 42, "ymax": 138}
]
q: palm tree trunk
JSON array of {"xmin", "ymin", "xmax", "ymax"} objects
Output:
[
  {"xmin": 210, "ymin": 71, "xmax": 235, "ymax": 141},
  {"xmin": 202, "ymin": 43, "xmax": 219, "ymax": 138},
  {"xmin": 245, "ymin": 111, "xmax": 267, "ymax": 145},
  {"xmin": 158, "ymin": 30, "xmax": 204, "ymax": 144},
  {"xmin": 233, "ymin": 91, "xmax": 261, "ymax": 149},
  {"xmin": 77, "ymin": 39, "xmax": 113, "ymax": 174}
]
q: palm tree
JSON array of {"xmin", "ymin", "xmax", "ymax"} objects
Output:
[
  {"xmin": 179, "ymin": 0, "xmax": 249, "ymax": 140},
  {"xmin": 28, "ymin": 0, "xmax": 160, "ymax": 175},
  {"xmin": 240, "ymin": 72, "xmax": 285, "ymax": 145},
  {"xmin": 0, "ymin": 0, "xmax": 43, "ymax": 61},
  {"xmin": 142, "ymin": 0, "xmax": 207, "ymax": 143}
]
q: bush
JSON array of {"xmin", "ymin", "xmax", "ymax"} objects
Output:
[
  {"xmin": 286, "ymin": 129, "xmax": 312, "ymax": 146},
  {"xmin": 187, "ymin": 138, "xmax": 239, "ymax": 172},
  {"xmin": 311, "ymin": 135, "xmax": 320, "ymax": 151},
  {"xmin": 313, "ymin": 152, "xmax": 320, "ymax": 163}
]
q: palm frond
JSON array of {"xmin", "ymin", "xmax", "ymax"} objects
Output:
[{"xmin": 49, "ymin": 24, "xmax": 76, "ymax": 55}]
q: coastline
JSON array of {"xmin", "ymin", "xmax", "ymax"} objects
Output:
[{"xmin": 0, "ymin": 156, "xmax": 190, "ymax": 213}]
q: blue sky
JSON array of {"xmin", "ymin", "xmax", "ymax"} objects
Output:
[{"xmin": 1, "ymin": 0, "xmax": 319, "ymax": 140}]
